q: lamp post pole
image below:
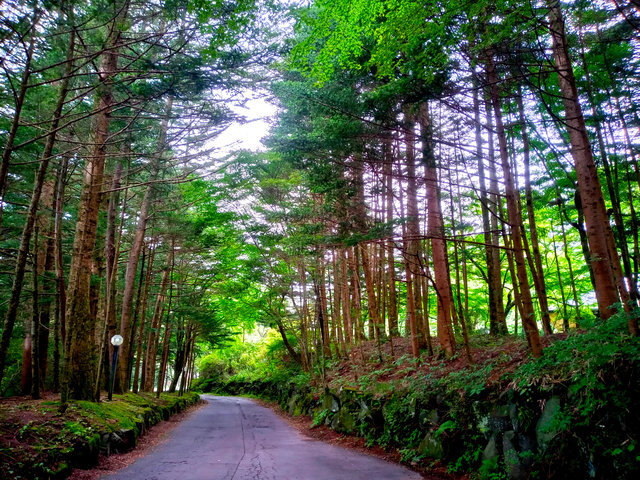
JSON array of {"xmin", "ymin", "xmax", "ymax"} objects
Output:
[{"xmin": 109, "ymin": 335, "xmax": 123, "ymax": 401}]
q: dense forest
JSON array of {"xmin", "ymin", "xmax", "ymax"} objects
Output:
[{"xmin": 0, "ymin": 0, "xmax": 639, "ymax": 473}]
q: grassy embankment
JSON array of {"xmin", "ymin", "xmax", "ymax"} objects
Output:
[{"xmin": 0, "ymin": 391, "xmax": 200, "ymax": 479}]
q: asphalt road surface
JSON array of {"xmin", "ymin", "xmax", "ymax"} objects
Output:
[{"xmin": 103, "ymin": 395, "xmax": 422, "ymax": 480}]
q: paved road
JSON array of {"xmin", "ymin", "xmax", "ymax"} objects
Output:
[{"xmin": 103, "ymin": 395, "xmax": 421, "ymax": 480}]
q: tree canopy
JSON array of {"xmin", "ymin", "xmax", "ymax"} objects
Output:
[{"xmin": 0, "ymin": 0, "xmax": 637, "ymax": 419}]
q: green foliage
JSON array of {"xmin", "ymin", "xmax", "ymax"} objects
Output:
[
  {"xmin": 478, "ymin": 456, "xmax": 507, "ymax": 480},
  {"xmin": 515, "ymin": 311, "xmax": 640, "ymax": 418},
  {"xmin": 198, "ymin": 338, "xmax": 264, "ymax": 383},
  {"xmin": 196, "ymin": 329, "xmax": 307, "ymax": 392},
  {"xmin": 515, "ymin": 311, "xmax": 640, "ymax": 477},
  {"xmin": 311, "ymin": 408, "xmax": 330, "ymax": 427},
  {"xmin": 61, "ymin": 420, "xmax": 91, "ymax": 438}
]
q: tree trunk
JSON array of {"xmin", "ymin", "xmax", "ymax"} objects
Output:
[
  {"xmin": 96, "ymin": 161, "xmax": 123, "ymax": 397},
  {"xmin": 517, "ymin": 91, "xmax": 553, "ymax": 336},
  {"xmin": 338, "ymin": 249, "xmax": 353, "ymax": 346},
  {"xmin": 169, "ymin": 328, "xmax": 185, "ymax": 393},
  {"xmin": 420, "ymin": 273, "xmax": 434, "ymax": 356},
  {"xmin": 298, "ymin": 260, "xmax": 310, "ymax": 370},
  {"xmin": 21, "ymin": 327, "xmax": 32, "ymax": 395},
  {"xmin": 403, "ymin": 109, "xmax": 429, "ymax": 348},
  {"xmin": 53, "ymin": 157, "xmax": 69, "ymax": 393},
  {"xmin": 319, "ymin": 260, "xmax": 331, "ymax": 350},
  {"xmin": 399, "ymin": 188, "xmax": 420, "ymax": 357},
  {"xmin": 418, "ymin": 103, "xmax": 456, "ymax": 358},
  {"xmin": 0, "ymin": 14, "xmax": 39, "ymax": 229},
  {"xmin": 360, "ymin": 243, "xmax": 383, "ymax": 344},
  {"xmin": 143, "ymin": 241, "xmax": 173, "ymax": 393},
  {"xmin": 37, "ymin": 183, "xmax": 56, "ymax": 391},
  {"xmin": 0, "ymin": 28, "xmax": 75, "ymax": 386},
  {"xmin": 156, "ymin": 317, "xmax": 172, "ymax": 397},
  {"xmin": 347, "ymin": 246, "xmax": 364, "ymax": 342},
  {"xmin": 54, "ymin": 157, "xmax": 69, "ymax": 347},
  {"xmin": 485, "ymin": 52, "xmax": 542, "ymax": 357},
  {"xmin": 384, "ymin": 143, "xmax": 399, "ymax": 336},
  {"xmin": 126, "ymin": 245, "xmax": 146, "ymax": 390},
  {"xmin": 118, "ymin": 96, "xmax": 173, "ymax": 391},
  {"xmin": 485, "ymin": 97, "xmax": 508, "ymax": 334},
  {"xmin": 133, "ymin": 243, "xmax": 155, "ymax": 393},
  {"xmin": 545, "ymin": 1, "xmax": 627, "ymax": 328},
  {"xmin": 61, "ymin": 2, "xmax": 129, "ymax": 403},
  {"xmin": 332, "ymin": 252, "xmax": 345, "ymax": 356},
  {"xmin": 31, "ymin": 230, "xmax": 41, "ymax": 399},
  {"xmin": 314, "ymin": 254, "xmax": 331, "ymax": 357},
  {"xmin": 474, "ymin": 78, "xmax": 504, "ymax": 334}
]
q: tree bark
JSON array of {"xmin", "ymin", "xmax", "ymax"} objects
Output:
[
  {"xmin": 298, "ymin": 260, "xmax": 310, "ymax": 370},
  {"xmin": 485, "ymin": 52, "xmax": 542, "ymax": 357},
  {"xmin": 143, "ymin": 241, "xmax": 173, "ymax": 393},
  {"xmin": 31, "ymin": 229, "xmax": 41, "ymax": 399},
  {"xmin": 517, "ymin": 91, "xmax": 553, "ymax": 336},
  {"xmin": 384, "ymin": 140, "xmax": 399, "ymax": 336},
  {"xmin": 339, "ymin": 250, "xmax": 352, "ymax": 347},
  {"xmin": 403, "ymin": 109, "xmax": 429, "ymax": 348},
  {"xmin": 545, "ymin": 0, "xmax": 627, "ymax": 328},
  {"xmin": 118, "ymin": 96, "xmax": 173, "ymax": 391},
  {"xmin": 399, "ymin": 185, "xmax": 420, "ymax": 357},
  {"xmin": 360, "ymin": 243, "xmax": 383, "ymax": 345},
  {"xmin": 61, "ymin": 1, "xmax": 129, "ymax": 403},
  {"xmin": 133, "ymin": 243, "xmax": 155, "ymax": 393},
  {"xmin": 156, "ymin": 316, "xmax": 172, "ymax": 397},
  {"xmin": 0, "ymin": 13, "xmax": 39, "ymax": 229},
  {"xmin": 418, "ymin": 103, "xmax": 456, "ymax": 358},
  {"xmin": 37, "ymin": 183, "xmax": 56, "ymax": 391},
  {"xmin": 485, "ymin": 97, "xmax": 508, "ymax": 334},
  {"xmin": 332, "ymin": 251, "xmax": 345, "ymax": 356},
  {"xmin": 95, "ymin": 161, "xmax": 123, "ymax": 398}
]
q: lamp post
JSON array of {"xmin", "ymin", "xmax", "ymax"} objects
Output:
[{"xmin": 108, "ymin": 335, "xmax": 123, "ymax": 401}]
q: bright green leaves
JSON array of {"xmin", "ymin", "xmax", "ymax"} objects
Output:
[
  {"xmin": 292, "ymin": 0, "xmax": 455, "ymax": 95},
  {"xmin": 190, "ymin": 0, "xmax": 258, "ymax": 52}
]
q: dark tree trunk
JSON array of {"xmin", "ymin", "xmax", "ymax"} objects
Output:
[
  {"xmin": 143, "ymin": 241, "xmax": 173, "ymax": 393},
  {"xmin": 31, "ymin": 230, "xmax": 41, "ymax": 399},
  {"xmin": 418, "ymin": 103, "xmax": 456, "ymax": 358},
  {"xmin": 0, "ymin": 13, "xmax": 39, "ymax": 229},
  {"xmin": 133, "ymin": 243, "xmax": 154, "ymax": 393},
  {"xmin": 517, "ymin": 91, "xmax": 553, "ymax": 336},
  {"xmin": 0, "ymin": 28, "xmax": 75, "ymax": 386},
  {"xmin": 485, "ymin": 52, "xmax": 542, "ymax": 357},
  {"xmin": 61, "ymin": 2, "xmax": 129, "ymax": 403}
]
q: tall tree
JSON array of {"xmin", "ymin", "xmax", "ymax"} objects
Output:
[
  {"xmin": 61, "ymin": 0, "xmax": 130, "ymax": 403},
  {"xmin": 545, "ymin": 0, "xmax": 635, "ymax": 333}
]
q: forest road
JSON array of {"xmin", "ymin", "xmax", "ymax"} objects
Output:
[{"xmin": 102, "ymin": 394, "xmax": 422, "ymax": 480}]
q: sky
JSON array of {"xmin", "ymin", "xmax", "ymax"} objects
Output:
[{"xmin": 210, "ymin": 97, "xmax": 278, "ymax": 153}]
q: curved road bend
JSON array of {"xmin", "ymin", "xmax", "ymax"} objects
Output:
[{"xmin": 103, "ymin": 395, "xmax": 422, "ymax": 480}]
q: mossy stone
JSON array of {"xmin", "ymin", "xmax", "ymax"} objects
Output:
[{"xmin": 418, "ymin": 433, "xmax": 444, "ymax": 459}]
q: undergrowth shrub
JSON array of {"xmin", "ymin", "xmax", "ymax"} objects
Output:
[{"xmin": 515, "ymin": 310, "xmax": 640, "ymax": 479}]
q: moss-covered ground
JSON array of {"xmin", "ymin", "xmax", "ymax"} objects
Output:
[{"xmin": 0, "ymin": 391, "xmax": 200, "ymax": 479}]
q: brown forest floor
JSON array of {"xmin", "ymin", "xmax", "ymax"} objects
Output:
[{"xmin": 320, "ymin": 333, "xmax": 567, "ymax": 393}]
